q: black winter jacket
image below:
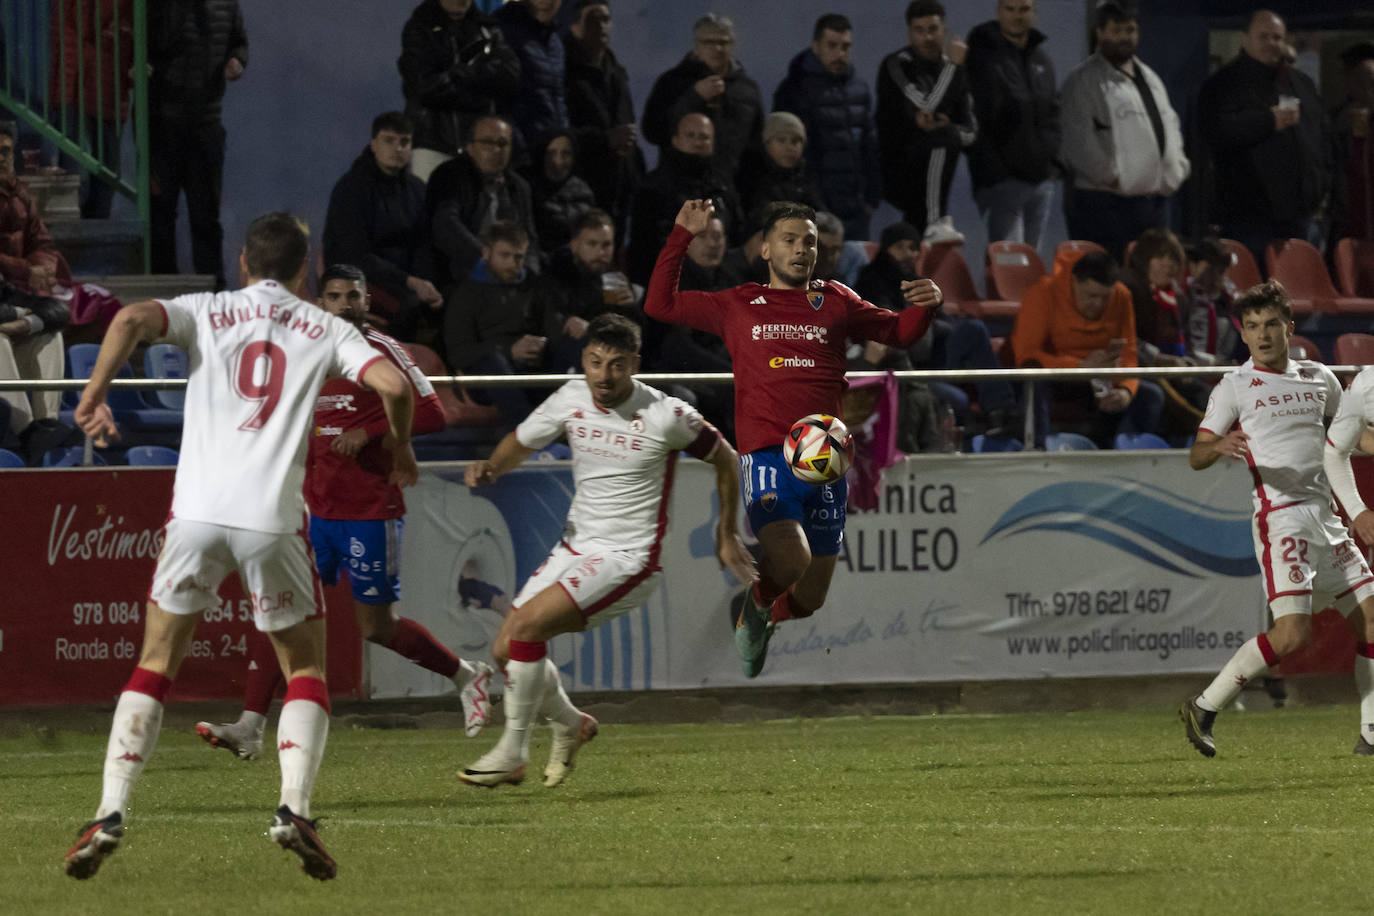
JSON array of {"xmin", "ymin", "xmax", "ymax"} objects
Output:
[
  {"xmin": 562, "ymin": 32, "xmax": 644, "ymax": 227},
  {"xmin": 426, "ymin": 154, "xmax": 540, "ymax": 288},
  {"xmin": 323, "ymin": 147, "xmax": 433, "ymax": 294},
  {"xmin": 642, "ymin": 53, "xmax": 763, "ymax": 182},
  {"xmin": 875, "ymin": 49, "xmax": 976, "ymax": 211},
  {"xmin": 734, "ymin": 146, "xmax": 825, "ymax": 229},
  {"xmin": 399, "ymin": 0, "xmax": 520, "ymax": 155},
  {"xmin": 492, "ymin": 1, "xmax": 567, "ymax": 149},
  {"xmin": 528, "ymin": 131, "xmax": 596, "ymax": 250},
  {"xmin": 147, "ymin": 0, "xmax": 247, "ymax": 121},
  {"xmin": 442, "ymin": 261, "xmax": 542, "ymax": 373},
  {"xmin": 963, "ymin": 21, "xmax": 1059, "ymax": 189},
  {"xmin": 772, "ymin": 49, "xmax": 881, "ymax": 220},
  {"xmin": 626, "ymin": 146, "xmax": 743, "ymax": 284}
]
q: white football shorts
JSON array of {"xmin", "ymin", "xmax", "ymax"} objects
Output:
[
  {"xmin": 150, "ymin": 517, "xmax": 325, "ymax": 632},
  {"xmin": 1253, "ymin": 502, "xmax": 1374, "ymax": 618},
  {"xmin": 514, "ymin": 540, "xmax": 660, "ymax": 624}
]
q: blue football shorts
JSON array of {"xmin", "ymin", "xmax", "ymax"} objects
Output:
[
  {"xmin": 739, "ymin": 446, "xmax": 846, "ymax": 556},
  {"xmin": 309, "ymin": 516, "xmax": 403, "ymax": 605}
]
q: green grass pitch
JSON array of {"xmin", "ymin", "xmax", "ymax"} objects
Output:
[{"xmin": 4, "ymin": 707, "xmax": 1372, "ymax": 915}]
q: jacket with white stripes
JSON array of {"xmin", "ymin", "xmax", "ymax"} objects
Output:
[{"xmin": 875, "ymin": 48, "xmax": 976, "ymax": 206}]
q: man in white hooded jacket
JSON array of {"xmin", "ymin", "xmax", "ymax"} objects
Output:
[{"xmin": 1058, "ymin": 1, "xmax": 1189, "ymax": 259}]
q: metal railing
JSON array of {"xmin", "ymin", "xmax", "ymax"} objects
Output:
[{"xmin": 0, "ymin": 0, "xmax": 150, "ymax": 268}]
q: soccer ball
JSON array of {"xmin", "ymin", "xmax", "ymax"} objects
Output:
[{"xmin": 782, "ymin": 414, "xmax": 855, "ymax": 485}]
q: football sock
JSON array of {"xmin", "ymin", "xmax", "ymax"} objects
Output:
[
  {"xmin": 754, "ymin": 571, "xmax": 785, "ymax": 607},
  {"xmin": 770, "ymin": 592, "xmax": 813, "ymax": 624},
  {"xmin": 276, "ymin": 677, "xmax": 330, "ymax": 819},
  {"xmin": 242, "ymin": 631, "xmax": 282, "ymax": 717},
  {"xmin": 1355, "ymin": 643, "xmax": 1374, "ymax": 742},
  {"xmin": 1198, "ymin": 634, "xmax": 1277, "ymax": 712},
  {"xmin": 97, "ymin": 667, "xmax": 171, "ymax": 820},
  {"xmin": 538, "ymin": 657, "xmax": 582, "ymax": 729},
  {"xmin": 386, "ymin": 616, "xmax": 462, "ymax": 679},
  {"xmin": 493, "ymin": 641, "xmax": 548, "ymax": 761}
]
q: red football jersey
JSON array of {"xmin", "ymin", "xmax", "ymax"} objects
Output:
[
  {"xmin": 305, "ymin": 325, "xmax": 445, "ymax": 520},
  {"xmin": 645, "ymin": 225, "xmax": 936, "ymax": 454}
]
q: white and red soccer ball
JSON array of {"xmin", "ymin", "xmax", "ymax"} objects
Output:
[{"xmin": 782, "ymin": 414, "xmax": 854, "ymax": 485}]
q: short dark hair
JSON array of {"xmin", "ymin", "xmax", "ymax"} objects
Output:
[
  {"xmin": 481, "ymin": 220, "xmax": 529, "ymax": 249},
  {"xmin": 813, "ymin": 13, "xmax": 852, "ymax": 40},
  {"xmin": 905, "ymin": 0, "xmax": 945, "ymax": 23},
  {"xmin": 320, "ymin": 263, "xmax": 366, "ymax": 288},
  {"xmin": 243, "ymin": 212, "xmax": 309, "ymax": 282},
  {"xmin": 585, "ymin": 313, "xmax": 641, "ymax": 354},
  {"xmin": 1185, "ymin": 237, "xmax": 1230, "ymax": 270},
  {"xmin": 0, "ymin": 120, "xmax": 16, "ymax": 141},
  {"xmin": 1235, "ymin": 279, "xmax": 1293, "ymax": 322},
  {"xmin": 1127, "ymin": 227, "xmax": 1185, "ymax": 276},
  {"xmin": 1343, "ymin": 41, "xmax": 1374, "ymax": 70},
  {"xmin": 575, "ymin": 0, "xmax": 609, "ymax": 12},
  {"xmin": 1094, "ymin": 1, "xmax": 1137, "ymax": 31},
  {"xmin": 571, "ymin": 208, "xmax": 614, "ymax": 238},
  {"xmin": 467, "ymin": 114, "xmax": 511, "ymax": 142},
  {"xmin": 759, "ymin": 200, "xmax": 817, "ymax": 238},
  {"xmin": 371, "ymin": 111, "xmax": 413, "ymax": 138},
  {"xmin": 1071, "ymin": 250, "xmax": 1119, "ymax": 287}
]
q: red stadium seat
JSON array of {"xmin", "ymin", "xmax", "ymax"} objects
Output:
[
  {"xmin": 1289, "ymin": 334, "xmax": 1323, "ymax": 362},
  {"xmin": 985, "ymin": 241, "xmax": 1046, "ymax": 302},
  {"xmin": 1219, "ymin": 238, "xmax": 1263, "ymax": 292},
  {"xmin": 1334, "ymin": 238, "xmax": 1374, "ymax": 297},
  {"xmin": 1335, "ymin": 333, "xmax": 1374, "ymax": 366},
  {"xmin": 921, "ymin": 243, "xmax": 1018, "ymax": 320},
  {"xmin": 402, "ymin": 342, "xmax": 502, "ymax": 427},
  {"xmin": 1268, "ymin": 238, "xmax": 1374, "ymax": 318},
  {"xmin": 1055, "ymin": 240, "xmax": 1107, "ymax": 264}
]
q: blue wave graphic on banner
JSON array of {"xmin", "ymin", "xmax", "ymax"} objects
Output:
[{"xmin": 981, "ymin": 480, "xmax": 1257, "ymax": 578}]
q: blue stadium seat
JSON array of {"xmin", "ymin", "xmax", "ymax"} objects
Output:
[
  {"xmin": 143, "ymin": 344, "xmax": 189, "ymax": 410},
  {"xmin": 0, "ymin": 447, "xmax": 26, "ymax": 468},
  {"xmin": 61, "ymin": 343, "xmax": 101, "ymax": 409},
  {"xmin": 126, "ymin": 445, "xmax": 180, "ymax": 466},
  {"xmin": 42, "ymin": 446, "xmax": 108, "ymax": 467},
  {"xmin": 60, "ymin": 343, "xmax": 182, "ymax": 433},
  {"xmin": 971, "ymin": 434, "xmax": 1025, "ymax": 453},
  {"xmin": 1113, "ymin": 432, "xmax": 1171, "ymax": 450},
  {"xmin": 1045, "ymin": 432, "xmax": 1098, "ymax": 451}
]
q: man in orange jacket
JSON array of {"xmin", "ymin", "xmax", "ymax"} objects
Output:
[{"xmin": 1009, "ymin": 248, "xmax": 1163, "ymax": 448}]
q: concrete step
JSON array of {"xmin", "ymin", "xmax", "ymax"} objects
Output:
[{"xmin": 49, "ymin": 218, "xmax": 143, "ymax": 275}]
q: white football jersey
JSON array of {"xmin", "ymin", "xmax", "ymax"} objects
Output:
[
  {"xmin": 1324, "ymin": 366, "xmax": 1374, "ymax": 517},
  {"xmin": 517, "ymin": 379, "xmax": 718, "ymax": 553},
  {"xmin": 158, "ymin": 280, "xmax": 382, "ymax": 533},
  {"xmin": 1200, "ymin": 358, "xmax": 1341, "ymax": 512}
]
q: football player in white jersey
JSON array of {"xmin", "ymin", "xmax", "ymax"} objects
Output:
[
  {"xmin": 63, "ymin": 214, "xmax": 419, "ymax": 881},
  {"xmin": 459, "ymin": 314, "xmax": 756, "ymax": 788},
  {"xmin": 1181, "ymin": 280, "xmax": 1374, "ymax": 757}
]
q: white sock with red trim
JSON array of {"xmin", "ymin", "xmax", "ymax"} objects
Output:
[
  {"xmin": 538, "ymin": 657, "xmax": 582, "ymax": 729},
  {"xmin": 1355, "ymin": 643, "xmax": 1374, "ymax": 742},
  {"xmin": 97, "ymin": 667, "xmax": 172, "ymax": 819},
  {"xmin": 493, "ymin": 641, "xmax": 548, "ymax": 762},
  {"xmin": 1198, "ymin": 634, "xmax": 1278, "ymax": 712},
  {"xmin": 277, "ymin": 677, "xmax": 330, "ymax": 818}
]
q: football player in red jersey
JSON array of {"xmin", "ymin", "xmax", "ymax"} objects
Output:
[
  {"xmin": 195, "ymin": 264, "xmax": 494, "ymax": 760},
  {"xmin": 645, "ymin": 199, "xmax": 942, "ymax": 676}
]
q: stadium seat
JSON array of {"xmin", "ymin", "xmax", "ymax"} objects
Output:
[
  {"xmin": 143, "ymin": 343, "xmax": 189, "ymax": 409},
  {"xmin": 1045, "ymin": 432, "xmax": 1098, "ymax": 451},
  {"xmin": 0, "ymin": 447, "xmax": 26, "ymax": 468},
  {"xmin": 1335, "ymin": 333, "xmax": 1374, "ymax": 367},
  {"xmin": 921, "ymin": 244, "xmax": 1018, "ymax": 321},
  {"xmin": 62, "ymin": 343, "xmax": 101, "ymax": 409},
  {"xmin": 985, "ymin": 241, "xmax": 1046, "ymax": 302},
  {"xmin": 401, "ymin": 343, "xmax": 505, "ymax": 460},
  {"xmin": 1219, "ymin": 238, "xmax": 1263, "ymax": 291},
  {"xmin": 1055, "ymin": 240, "xmax": 1107, "ymax": 264},
  {"xmin": 970, "ymin": 434, "xmax": 1024, "ymax": 453},
  {"xmin": 42, "ymin": 446, "xmax": 108, "ymax": 467},
  {"xmin": 1113, "ymin": 432, "xmax": 1170, "ymax": 450},
  {"xmin": 1267, "ymin": 238, "xmax": 1374, "ymax": 318},
  {"xmin": 1334, "ymin": 238, "xmax": 1374, "ymax": 297},
  {"xmin": 1289, "ymin": 334, "xmax": 1323, "ymax": 362},
  {"xmin": 126, "ymin": 445, "xmax": 180, "ymax": 466},
  {"xmin": 61, "ymin": 343, "xmax": 182, "ymax": 432}
]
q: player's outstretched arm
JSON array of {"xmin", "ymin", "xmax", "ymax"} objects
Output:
[
  {"xmin": 360, "ymin": 359, "xmax": 418, "ymax": 487},
  {"xmin": 74, "ymin": 299, "xmax": 165, "ymax": 446},
  {"xmin": 705, "ymin": 439, "xmax": 756, "ymax": 585},
  {"xmin": 1324, "ymin": 406, "xmax": 1374, "ymax": 544},
  {"xmin": 643, "ymin": 201, "xmax": 727, "ymax": 334},
  {"xmin": 465, "ymin": 430, "xmax": 536, "ymax": 488},
  {"xmin": 899, "ymin": 278, "xmax": 943, "ymax": 309},
  {"xmin": 674, "ymin": 198, "xmax": 716, "ymax": 235},
  {"xmin": 1189, "ymin": 428, "xmax": 1248, "ymax": 471}
]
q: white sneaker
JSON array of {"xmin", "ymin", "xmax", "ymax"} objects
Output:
[
  {"xmin": 456, "ymin": 661, "xmax": 494, "ymax": 738},
  {"xmin": 544, "ymin": 713, "xmax": 598, "ymax": 787},
  {"xmin": 459, "ymin": 747, "xmax": 526, "ymax": 788},
  {"xmin": 923, "ymin": 215, "xmax": 965, "ymax": 245},
  {"xmin": 195, "ymin": 720, "xmax": 263, "ymax": 760}
]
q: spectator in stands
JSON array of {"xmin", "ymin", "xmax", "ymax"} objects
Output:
[
  {"xmin": 1059, "ymin": 1, "xmax": 1188, "ymax": 261},
  {"xmin": 535, "ymin": 208, "xmax": 635, "ymax": 373},
  {"xmin": 642, "ymin": 14, "xmax": 764, "ymax": 183},
  {"xmin": 146, "ymin": 0, "xmax": 247, "ymax": 289},
  {"xmin": 735, "ymin": 113, "xmax": 824, "ymax": 228},
  {"xmin": 562, "ymin": 0, "xmax": 644, "ymax": 242},
  {"xmin": 1330, "ymin": 43, "xmax": 1374, "ymax": 243},
  {"xmin": 493, "ymin": 0, "xmax": 568, "ymax": 156},
  {"xmin": 627, "ymin": 113, "xmax": 742, "ymax": 284},
  {"xmin": 678, "ymin": 213, "xmax": 731, "ymax": 292},
  {"xmin": 964, "ymin": 0, "xmax": 1060, "ymax": 254},
  {"xmin": 1183, "ymin": 237, "xmax": 1243, "ymax": 364},
  {"xmin": 857, "ymin": 220, "xmax": 1018, "ymax": 435},
  {"xmin": 876, "ymin": 0, "xmax": 976, "ymax": 245},
  {"xmin": 772, "ymin": 13, "xmax": 882, "ymax": 241},
  {"xmin": 0, "ymin": 277, "xmax": 70, "ymax": 458},
  {"xmin": 1199, "ymin": 10, "xmax": 1328, "ymax": 265},
  {"xmin": 427, "ymin": 114, "xmax": 540, "ymax": 290},
  {"xmin": 323, "ymin": 112, "xmax": 442, "ymax": 344},
  {"xmin": 528, "ymin": 130, "xmax": 595, "ymax": 251},
  {"xmin": 1010, "ymin": 248, "xmax": 1163, "ymax": 448},
  {"xmin": 813, "ymin": 210, "xmax": 851, "ymax": 284},
  {"xmin": 442, "ymin": 221, "xmax": 542, "ymax": 426},
  {"xmin": 49, "ymin": 0, "xmax": 133, "ymax": 219},
  {"xmin": 0, "ymin": 123, "xmax": 70, "ymax": 297},
  {"xmin": 398, "ymin": 0, "xmax": 519, "ymax": 184}
]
